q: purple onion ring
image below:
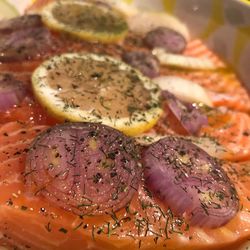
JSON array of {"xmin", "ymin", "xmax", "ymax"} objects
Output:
[
  {"xmin": 142, "ymin": 136, "xmax": 239, "ymax": 228},
  {"xmin": 25, "ymin": 122, "xmax": 142, "ymax": 216}
]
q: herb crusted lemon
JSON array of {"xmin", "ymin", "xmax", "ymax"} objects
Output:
[
  {"xmin": 41, "ymin": 0, "xmax": 129, "ymax": 43},
  {"xmin": 32, "ymin": 53, "xmax": 163, "ymax": 136}
]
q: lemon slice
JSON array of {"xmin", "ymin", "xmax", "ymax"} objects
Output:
[
  {"xmin": 153, "ymin": 48, "xmax": 219, "ymax": 71},
  {"xmin": 41, "ymin": 0, "xmax": 128, "ymax": 43},
  {"xmin": 0, "ymin": 0, "xmax": 19, "ymax": 20},
  {"xmin": 32, "ymin": 53, "xmax": 163, "ymax": 136}
]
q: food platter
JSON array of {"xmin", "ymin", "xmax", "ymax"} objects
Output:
[{"xmin": 0, "ymin": 0, "xmax": 250, "ymax": 249}]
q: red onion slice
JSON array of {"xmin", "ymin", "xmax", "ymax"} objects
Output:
[
  {"xmin": 162, "ymin": 90, "xmax": 208, "ymax": 135},
  {"xmin": 0, "ymin": 73, "xmax": 27, "ymax": 112},
  {"xmin": 25, "ymin": 122, "xmax": 141, "ymax": 216},
  {"xmin": 0, "ymin": 27, "xmax": 58, "ymax": 62},
  {"xmin": 0, "ymin": 15, "xmax": 42, "ymax": 34},
  {"xmin": 142, "ymin": 136, "xmax": 239, "ymax": 228},
  {"xmin": 144, "ymin": 26, "xmax": 187, "ymax": 54},
  {"xmin": 122, "ymin": 51, "xmax": 160, "ymax": 78}
]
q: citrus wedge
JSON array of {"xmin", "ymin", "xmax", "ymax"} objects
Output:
[
  {"xmin": 32, "ymin": 53, "xmax": 163, "ymax": 136},
  {"xmin": 41, "ymin": 0, "xmax": 128, "ymax": 43}
]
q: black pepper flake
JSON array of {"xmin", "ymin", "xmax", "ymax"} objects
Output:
[
  {"xmin": 243, "ymin": 131, "xmax": 250, "ymax": 136},
  {"xmin": 21, "ymin": 205, "xmax": 28, "ymax": 211},
  {"xmin": 6, "ymin": 199, "xmax": 13, "ymax": 206},
  {"xmin": 110, "ymin": 172, "xmax": 117, "ymax": 178},
  {"xmin": 40, "ymin": 207, "xmax": 46, "ymax": 212},
  {"xmin": 89, "ymin": 130, "xmax": 98, "ymax": 137},
  {"xmin": 72, "ymin": 83, "xmax": 79, "ymax": 89},
  {"xmin": 56, "ymin": 84, "xmax": 62, "ymax": 90},
  {"xmin": 3, "ymin": 132, "xmax": 8, "ymax": 136},
  {"xmin": 23, "ymin": 148, "xmax": 29, "ymax": 153},
  {"xmin": 90, "ymin": 72, "xmax": 103, "ymax": 78},
  {"xmin": 59, "ymin": 227, "xmax": 68, "ymax": 234},
  {"xmin": 55, "ymin": 152, "xmax": 60, "ymax": 158},
  {"xmin": 121, "ymin": 158, "xmax": 129, "ymax": 164},
  {"xmin": 107, "ymin": 152, "xmax": 116, "ymax": 160},
  {"xmin": 93, "ymin": 173, "xmax": 102, "ymax": 183}
]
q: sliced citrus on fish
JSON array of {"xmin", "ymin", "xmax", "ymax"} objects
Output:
[
  {"xmin": 32, "ymin": 53, "xmax": 163, "ymax": 136},
  {"xmin": 41, "ymin": 0, "xmax": 128, "ymax": 43},
  {"xmin": 0, "ymin": 0, "xmax": 19, "ymax": 20},
  {"xmin": 153, "ymin": 48, "xmax": 221, "ymax": 70}
]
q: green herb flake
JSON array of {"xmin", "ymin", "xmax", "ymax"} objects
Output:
[
  {"xmin": 73, "ymin": 222, "xmax": 83, "ymax": 231},
  {"xmin": 45, "ymin": 222, "xmax": 52, "ymax": 232}
]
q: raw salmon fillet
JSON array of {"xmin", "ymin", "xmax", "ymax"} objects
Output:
[
  {"xmin": 0, "ymin": 120, "xmax": 249, "ymax": 250},
  {"xmin": 0, "ymin": 5, "xmax": 249, "ymax": 249}
]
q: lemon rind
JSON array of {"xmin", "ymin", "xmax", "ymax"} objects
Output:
[{"xmin": 32, "ymin": 53, "xmax": 163, "ymax": 136}]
